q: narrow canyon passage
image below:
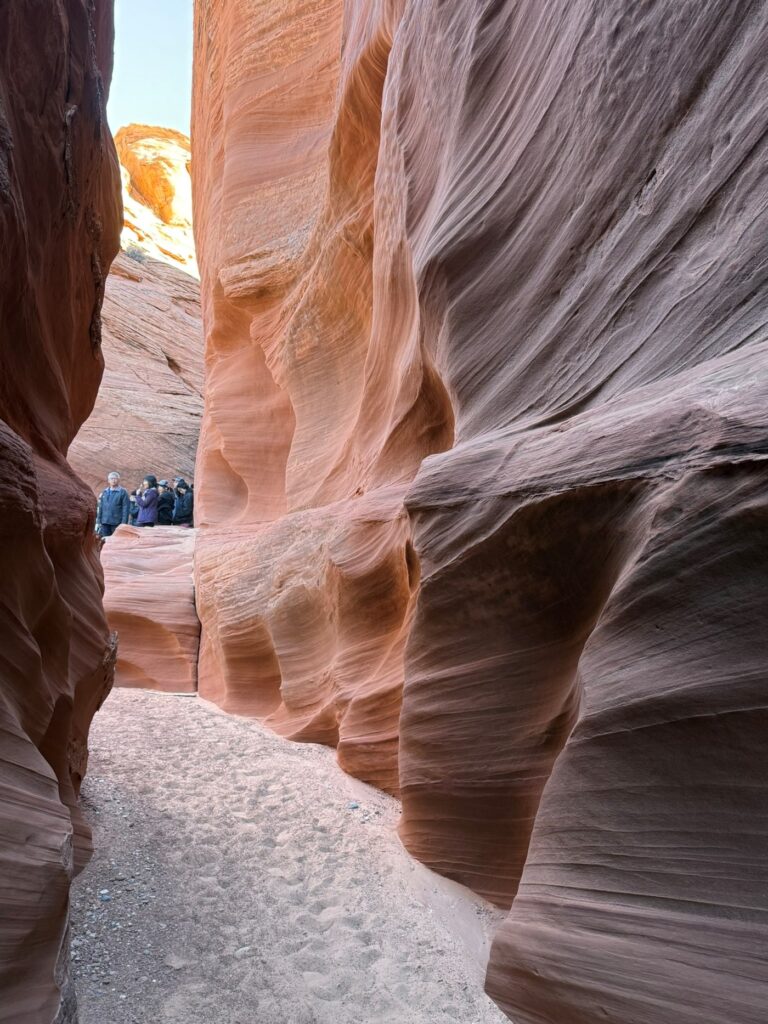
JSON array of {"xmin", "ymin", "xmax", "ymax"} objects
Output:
[
  {"xmin": 3, "ymin": 2, "xmax": 768, "ymax": 1021},
  {"xmin": 70, "ymin": 691, "xmax": 506, "ymax": 1024}
]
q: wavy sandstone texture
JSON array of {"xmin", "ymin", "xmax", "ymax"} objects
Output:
[
  {"xmin": 192, "ymin": 1, "xmax": 768, "ymax": 1021},
  {"xmin": 0, "ymin": 3, "xmax": 120, "ymax": 1022},
  {"xmin": 191, "ymin": 0, "xmax": 442, "ymax": 793},
  {"xmin": 102, "ymin": 527, "xmax": 199, "ymax": 693},
  {"xmin": 69, "ymin": 128, "xmax": 202, "ymax": 494}
]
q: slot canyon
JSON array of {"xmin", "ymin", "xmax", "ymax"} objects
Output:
[{"xmin": 1, "ymin": 1, "xmax": 767, "ymax": 1022}]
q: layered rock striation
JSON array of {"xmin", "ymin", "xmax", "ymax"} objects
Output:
[
  {"xmin": 69, "ymin": 126, "xmax": 202, "ymax": 494},
  {"xmin": 68, "ymin": 250, "xmax": 202, "ymax": 494},
  {"xmin": 191, "ymin": 0, "xmax": 444, "ymax": 792},
  {"xmin": 191, "ymin": 2, "xmax": 768, "ymax": 1021},
  {"xmin": 0, "ymin": 2, "xmax": 120, "ymax": 1020},
  {"xmin": 102, "ymin": 527, "xmax": 199, "ymax": 693}
]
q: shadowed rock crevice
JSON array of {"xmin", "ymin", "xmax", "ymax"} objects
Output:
[
  {"xmin": 0, "ymin": 2, "xmax": 120, "ymax": 1019},
  {"xmin": 400, "ymin": 480, "xmax": 647, "ymax": 906}
]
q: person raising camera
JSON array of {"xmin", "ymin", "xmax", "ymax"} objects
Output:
[{"xmin": 135, "ymin": 475, "xmax": 160, "ymax": 527}]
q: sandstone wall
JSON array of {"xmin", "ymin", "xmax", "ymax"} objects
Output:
[
  {"xmin": 191, "ymin": 0, "xmax": 439, "ymax": 793},
  {"xmin": 68, "ymin": 250, "xmax": 203, "ymax": 494},
  {"xmin": 0, "ymin": 2, "xmax": 120, "ymax": 1021},
  {"xmin": 384, "ymin": 6, "xmax": 768, "ymax": 1021},
  {"xmin": 192, "ymin": 2, "xmax": 768, "ymax": 1021},
  {"xmin": 102, "ymin": 527, "xmax": 199, "ymax": 694},
  {"xmin": 115, "ymin": 124, "xmax": 197, "ymax": 275},
  {"xmin": 69, "ymin": 127, "xmax": 203, "ymax": 494}
]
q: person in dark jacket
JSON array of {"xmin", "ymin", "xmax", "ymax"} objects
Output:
[
  {"xmin": 172, "ymin": 478, "xmax": 194, "ymax": 527},
  {"xmin": 128, "ymin": 491, "xmax": 139, "ymax": 525},
  {"xmin": 95, "ymin": 472, "xmax": 130, "ymax": 537},
  {"xmin": 156, "ymin": 480, "xmax": 175, "ymax": 525},
  {"xmin": 135, "ymin": 475, "xmax": 159, "ymax": 527}
]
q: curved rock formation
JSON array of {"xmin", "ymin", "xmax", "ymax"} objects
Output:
[
  {"xmin": 102, "ymin": 527, "xmax": 199, "ymax": 693},
  {"xmin": 191, "ymin": 0, "xmax": 443, "ymax": 792},
  {"xmin": 115, "ymin": 124, "xmax": 196, "ymax": 274},
  {"xmin": 196, "ymin": 490, "xmax": 416, "ymax": 793},
  {"xmin": 69, "ymin": 126, "xmax": 202, "ymax": 494},
  {"xmin": 192, "ymin": 1, "xmax": 768, "ymax": 1021},
  {"xmin": 0, "ymin": 2, "xmax": 120, "ymax": 1020},
  {"xmin": 386, "ymin": 1, "xmax": 768, "ymax": 1020}
]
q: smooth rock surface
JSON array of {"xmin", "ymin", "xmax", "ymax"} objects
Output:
[
  {"xmin": 102, "ymin": 527, "xmax": 199, "ymax": 694},
  {"xmin": 191, "ymin": 0, "xmax": 442, "ymax": 786},
  {"xmin": 383, "ymin": 2, "xmax": 768, "ymax": 1021},
  {"xmin": 196, "ymin": 489, "xmax": 416, "ymax": 794},
  {"xmin": 0, "ymin": 2, "xmax": 120, "ymax": 1020},
  {"xmin": 191, "ymin": 2, "xmax": 768, "ymax": 1022}
]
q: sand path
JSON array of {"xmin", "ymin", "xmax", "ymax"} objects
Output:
[{"xmin": 70, "ymin": 690, "xmax": 508, "ymax": 1023}]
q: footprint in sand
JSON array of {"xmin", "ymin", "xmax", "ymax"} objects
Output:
[{"xmin": 70, "ymin": 691, "xmax": 509, "ymax": 1024}]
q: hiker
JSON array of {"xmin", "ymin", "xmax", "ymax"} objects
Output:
[
  {"xmin": 157, "ymin": 480, "xmax": 175, "ymax": 525},
  {"xmin": 95, "ymin": 471, "xmax": 130, "ymax": 537},
  {"xmin": 135, "ymin": 475, "xmax": 160, "ymax": 527},
  {"xmin": 172, "ymin": 477, "xmax": 194, "ymax": 527}
]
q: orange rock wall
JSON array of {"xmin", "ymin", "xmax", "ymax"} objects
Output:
[
  {"xmin": 102, "ymin": 527, "xmax": 199, "ymax": 694},
  {"xmin": 0, "ymin": 2, "xmax": 120, "ymax": 1021},
  {"xmin": 70, "ymin": 125, "xmax": 203, "ymax": 495},
  {"xmin": 191, "ymin": 0, "xmax": 447, "ymax": 792},
  {"xmin": 115, "ymin": 124, "xmax": 197, "ymax": 274},
  {"xmin": 192, "ymin": 2, "xmax": 768, "ymax": 1021}
]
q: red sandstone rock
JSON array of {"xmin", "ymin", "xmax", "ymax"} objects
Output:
[
  {"xmin": 384, "ymin": 2, "xmax": 768, "ymax": 1020},
  {"xmin": 102, "ymin": 527, "xmax": 199, "ymax": 693},
  {"xmin": 69, "ymin": 126, "xmax": 203, "ymax": 494},
  {"xmin": 190, "ymin": 0, "xmax": 437, "ymax": 787},
  {"xmin": 0, "ymin": 2, "xmax": 120, "ymax": 1020},
  {"xmin": 68, "ymin": 250, "xmax": 203, "ymax": 494},
  {"xmin": 196, "ymin": 490, "xmax": 416, "ymax": 793},
  {"xmin": 115, "ymin": 124, "xmax": 197, "ymax": 274},
  {"xmin": 192, "ymin": 1, "xmax": 768, "ymax": 1022}
]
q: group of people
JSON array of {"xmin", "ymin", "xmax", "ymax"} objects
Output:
[{"xmin": 95, "ymin": 472, "xmax": 194, "ymax": 537}]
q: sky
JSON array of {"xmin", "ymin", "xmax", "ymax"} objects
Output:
[{"xmin": 107, "ymin": 0, "xmax": 194, "ymax": 137}]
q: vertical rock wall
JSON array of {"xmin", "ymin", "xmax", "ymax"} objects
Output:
[
  {"xmin": 192, "ymin": 1, "xmax": 768, "ymax": 1020},
  {"xmin": 69, "ymin": 125, "xmax": 203, "ymax": 494},
  {"xmin": 384, "ymin": 4, "xmax": 768, "ymax": 1021},
  {"xmin": 0, "ymin": 3, "xmax": 120, "ymax": 1021},
  {"xmin": 192, "ymin": 0, "xmax": 446, "ymax": 794},
  {"xmin": 68, "ymin": 249, "xmax": 203, "ymax": 495}
]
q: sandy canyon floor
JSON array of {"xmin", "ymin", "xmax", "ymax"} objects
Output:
[{"xmin": 70, "ymin": 690, "xmax": 507, "ymax": 1023}]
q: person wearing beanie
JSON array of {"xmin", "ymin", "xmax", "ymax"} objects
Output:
[
  {"xmin": 172, "ymin": 477, "xmax": 194, "ymax": 527},
  {"xmin": 157, "ymin": 480, "xmax": 175, "ymax": 525}
]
